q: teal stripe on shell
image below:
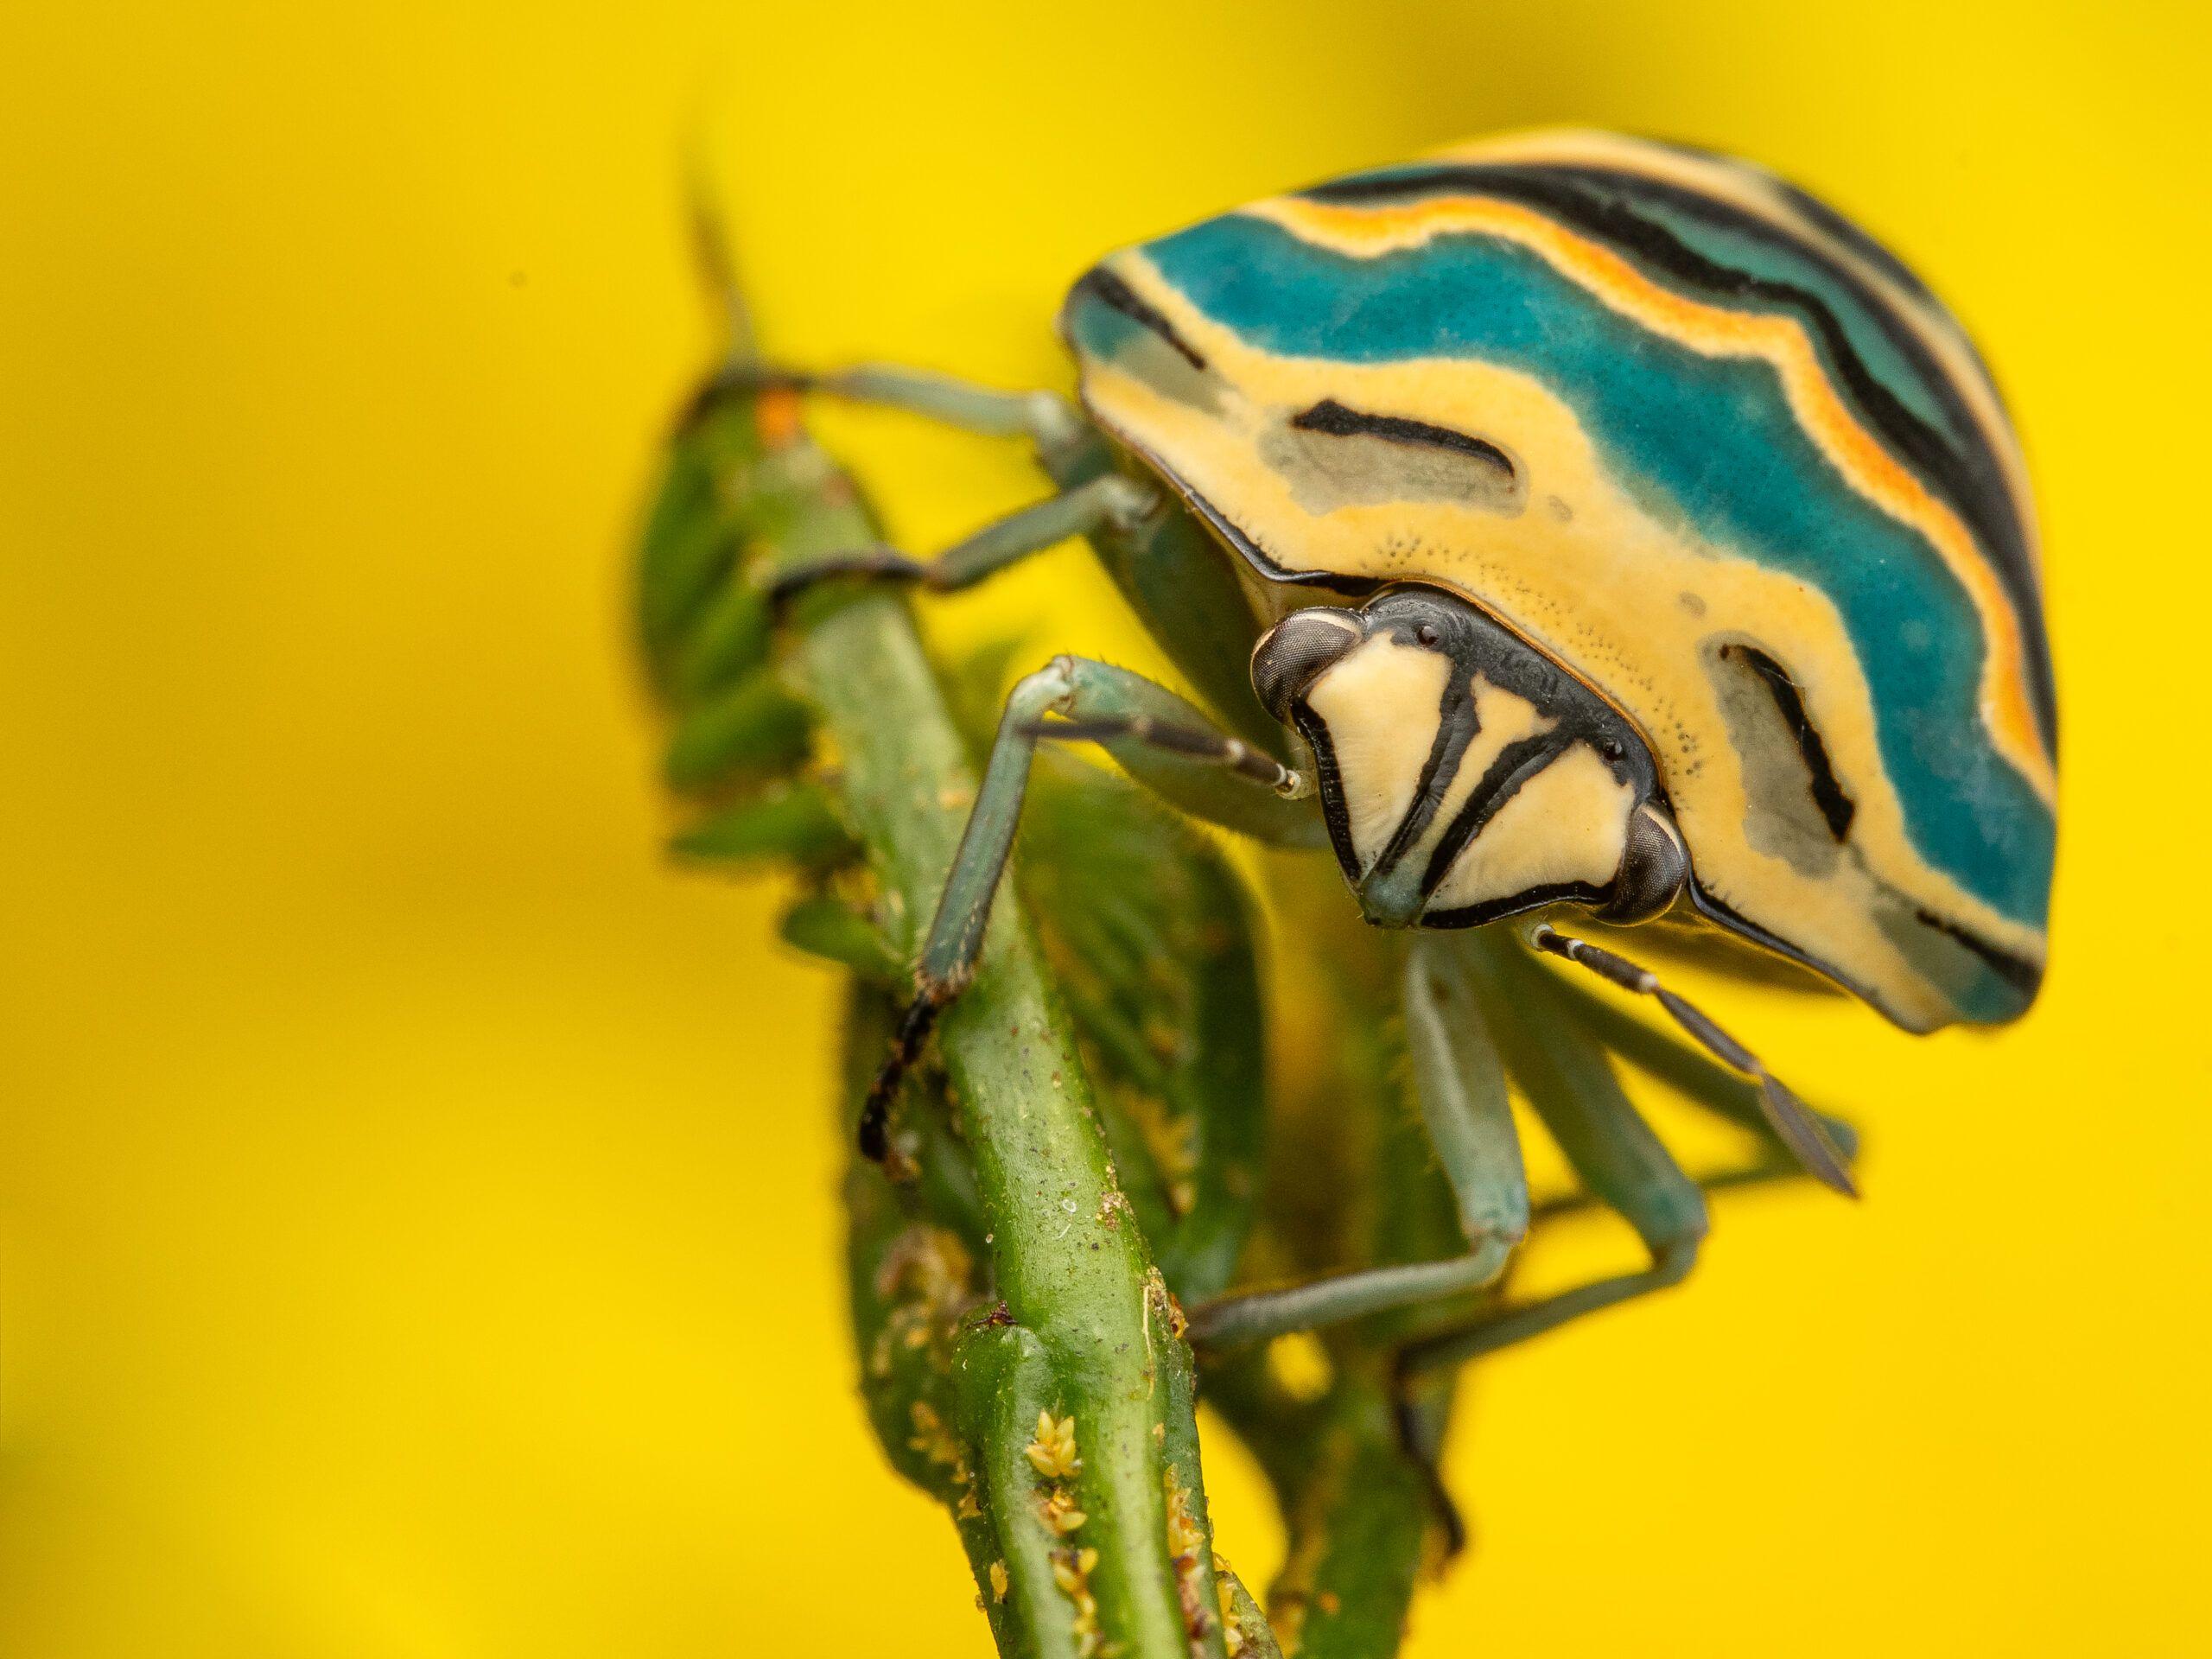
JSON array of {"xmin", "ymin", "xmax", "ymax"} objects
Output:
[
  {"xmin": 1131, "ymin": 212, "xmax": 2055, "ymax": 928},
  {"xmin": 1309, "ymin": 161, "xmax": 1973, "ymax": 449}
]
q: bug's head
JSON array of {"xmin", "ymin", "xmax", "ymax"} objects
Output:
[{"xmin": 1252, "ymin": 586, "xmax": 1688, "ymax": 931}]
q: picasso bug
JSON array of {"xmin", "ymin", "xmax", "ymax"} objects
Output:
[{"xmin": 746, "ymin": 130, "xmax": 2055, "ymax": 1358}]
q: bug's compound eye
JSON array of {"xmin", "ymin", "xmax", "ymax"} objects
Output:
[
  {"xmin": 1250, "ymin": 608, "xmax": 1366, "ymax": 723},
  {"xmin": 1595, "ymin": 802, "xmax": 1690, "ymax": 925}
]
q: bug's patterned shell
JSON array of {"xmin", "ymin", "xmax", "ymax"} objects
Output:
[{"xmin": 1060, "ymin": 130, "xmax": 2054, "ymax": 1033}]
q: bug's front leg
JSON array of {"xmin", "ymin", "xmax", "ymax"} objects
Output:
[
  {"xmin": 859, "ymin": 656, "xmax": 1318, "ymax": 1164},
  {"xmin": 1185, "ymin": 934, "xmax": 1529, "ymax": 1346}
]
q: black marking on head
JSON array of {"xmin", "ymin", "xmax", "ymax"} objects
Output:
[
  {"xmin": 1292, "ymin": 586, "xmax": 1664, "ymax": 922},
  {"xmin": 1415, "ymin": 733, "xmax": 1562, "ymax": 898},
  {"xmin": 1719, "ymin": 643, "xmax": 1855, "ymax": 840},
  {"xmin": 1421, "ymin": 880, "xmax": 1606, "ymax": 931},
  {"xmin": 1290, "ymin": 399, "xmax": 1518, "ymax": 477},
  {"xmin": 1303, "ymin": 160, "xmax": 2056, "ymax": 757},
  {"xmin": 1366, "ymin": 681, "xmax": 1480, "ymax": 881},
  {"xmin": 1069, "ymin": 266, "xmax": 1208, "ymax": 371},
  {"xmin": 1287, "ymin": 700, "xmax": 1361, "ymax": 882}
]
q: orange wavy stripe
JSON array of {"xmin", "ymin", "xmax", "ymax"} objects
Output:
[{"xmin": 1250, "ymin": 194, "xmax": 2056, "ymax": 802}]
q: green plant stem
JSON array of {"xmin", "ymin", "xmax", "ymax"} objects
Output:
[{"xmin": 746, "ymin": 409, "xmax": 1230, "ymax": 1658}]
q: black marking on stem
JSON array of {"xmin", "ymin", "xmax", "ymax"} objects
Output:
[
  {"xmin": 676, "ymin": 363, "xmax": 812, "ymax": 431},
  {"xmin": 1719, "ymin": 643, "xmax": 1856, "ymax": 839},
  {"xmin": 1292, "ymin": 398, "xmax": 1516, "ymax": 478}
]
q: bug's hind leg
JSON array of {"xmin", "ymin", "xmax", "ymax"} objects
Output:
[
  {"xmin": 1396, "ymin": 933, "xmax": 1710, "ymax": 1382},
  {"xmin": 683, "ymin": 185, "xmax": 1084, "ymax": 445},
  {"xmin": 858, "ymin": 657, "xmax": 1316, "ymax": 1164},
  {"xmin": 731, "ymin": 361, "xmax": 1088, "ymax": 446},
  {"xmin": 762, "ymin": 472, "xmax": 1159, "ymax": 608},
  {"xmin": 1527, "ymin": 922, "xmax": 1857, "ymax": 1196},
  {"xmin": 1186, "ymin": 934, "xmax": 1529, "ymax": 1348}
]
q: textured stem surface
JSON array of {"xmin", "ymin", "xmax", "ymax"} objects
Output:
[{"xmin": 673, "ymin": 384, "xmax": 1232, "ymax": 1656}]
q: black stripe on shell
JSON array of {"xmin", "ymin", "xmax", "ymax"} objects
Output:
[{"xmin": 1301, "ymin": 160, "xmax": 2057, "ymax": 758}]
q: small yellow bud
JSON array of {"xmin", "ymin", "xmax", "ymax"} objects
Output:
[{"xmin": 1024, "ymin": 1409, "xmax": 1082, "ymax": 1478}]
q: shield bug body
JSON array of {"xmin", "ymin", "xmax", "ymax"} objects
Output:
[{"xmin": 753, "ymin": 130, "xmax": 2052, "ymax": 1357}]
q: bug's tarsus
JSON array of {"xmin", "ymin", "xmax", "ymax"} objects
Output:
[
  {"xmin": 1390, "ymin": 1360, "xmax": 1470, "ymax": 1560},
  {"xmin": 1026, "ymin": 713, "xmax": 1302, "ymax": 794},
  {"xmin": 1399, "ymin": 1233, "xmax": 1703, "ymax": 1386},
  {"xmin": 856, "ymin": 988, "xmax": 949, "ymax": 1174},
  {"xmin": 860, "ymin": 654, "xmax": 1324, "ymax": 1185},
  {"xmin": 764, "ymin": 546, "xmax": 928, "ymax": 611},
  {"xmin": 1528, "ymin": 923, "xmax": 1859, "ymax": 1197},
  {"xmin": 763, "ymin": 474, "xmax": 1150, "ymax": 611},
  {"xmin": 1185, "ymin": 1242, "xmax": 1514, "ymax": 1349}
]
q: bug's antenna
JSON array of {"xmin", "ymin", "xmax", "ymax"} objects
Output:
[
  {"xmin": 1527, "ymin": 923, "xmax": 1859, "ymax": 1197},
  {"xmin": 682, "ymin": 124, "xmax": 759, "ymax": 369}
]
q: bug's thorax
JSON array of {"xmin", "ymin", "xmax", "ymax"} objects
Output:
[{"xmin": 1251, "ymin": 586, "xmax": 1686, "ymax": 933}]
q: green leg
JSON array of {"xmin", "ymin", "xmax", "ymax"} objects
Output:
[
  {"xmin": 859, "ymin": 656, "xmax": 1317, "ymax": 1161},
  {"xmin": 1527, "ymin": 922, "xmax": 1856, "ymax": 1195},
  {"xmin": 734, "ymin": 358, "xmax": 1150, "ymax": 611},
  {"xmin": 1186, "ymin": 934, "xmax": 1529, "ymax": 1348},
  {"xmin": 1398, "ymin": 934, "xmax": 1710, "ymax": 1380},
  {"xmin": 736, "ymin": 360, "xmax": 1088, "ymax": 447},
  {"xmin": 731, "ymin": 354, "xmax": 1290, "ymax": 760},
  {"xmin": 763, "ymin": 471, "xmax": 1159, "ymax": 607}
]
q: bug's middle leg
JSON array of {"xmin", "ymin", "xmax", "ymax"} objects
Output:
[
  {"xmin": 1395, "ymin": 935, "xmax": 1710, "ymax": 1381},
  {"xmin": 1185, "ymin": 933, "xmax": 1529, "ymax": 1347},
  {"xmin": 763, "ymin": 471, "xmax": 1160, "ymax": 607},
  {"xmin": 859, "ymin": 655, "xmax": 1318, "ymax": 1162}
]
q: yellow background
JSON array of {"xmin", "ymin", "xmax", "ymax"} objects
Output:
[{"xmin": 3, "ymin": 2, "xmax": 2207, "ymax": 1653}]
